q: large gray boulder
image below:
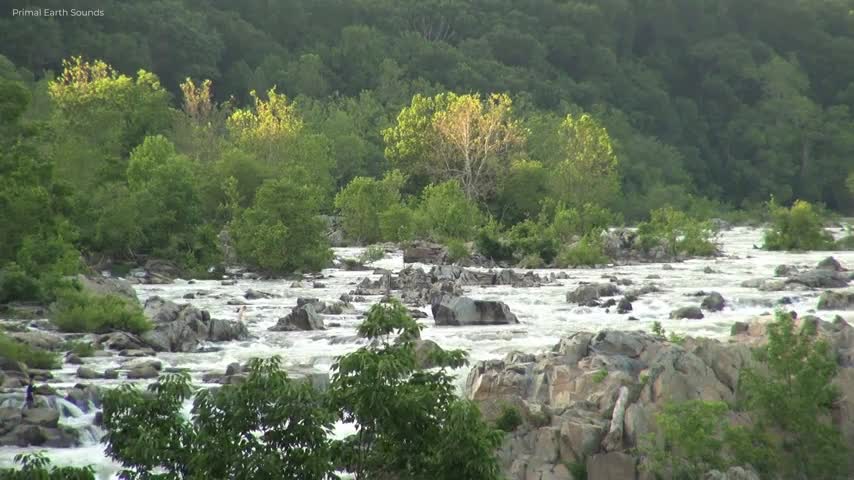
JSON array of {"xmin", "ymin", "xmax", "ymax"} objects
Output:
[
  {"xmin": 141, "ymin": 296, "xmax": 248, "ymax": 352},
  {"xmin": 404, "ymin": 241, "xmax": 447, "ymax": 264},
  {"xmin": 566, "ymin": 283, "xmax": 620, "ymax": 306},
  {"xmin": 432, "ymin": 296, "xmax": 518, "ymax": 326},
  {"xmin": 670, "ymin": 306, "xmax": 704, "ymax": 319},
  {"xmin": 76, "ymin": 274, "xmax": 139, "ymax": 305},
  {"xmin": 817, "ymin": 291, "xmax": 854, "ymax": 310},
  {"xmin": 269, "ymin": 303, "xmax": 325, "ymax": 331},
  {"xmin": 701, "ymin": 292, "xmax": 726, "ymax": 312}
]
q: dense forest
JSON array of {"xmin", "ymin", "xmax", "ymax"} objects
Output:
[{"xmin": 2, "ymin": 0, "xmax": 854, "ymax": 289}]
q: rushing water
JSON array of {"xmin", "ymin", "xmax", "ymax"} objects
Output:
[{"xmin": 2, "ymin": 226, "xmax": 853, "ymax": 476}]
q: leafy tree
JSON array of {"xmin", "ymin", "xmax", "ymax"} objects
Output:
[
  {"xmin": 552, "ymin": 113, "xmax": 620, "ymax": 209},
  {"xmin": 417, "ymin": 180, "xmax": 483, "ymax": 242},
  {"xmin": 384, "ymin": 92, "xmax": 524, "ymax": 200},
  {"xmin": 231, "ymin": 176, "xmax": 332, "ymax": 273},
  {"xmin": 496, "ymin": 158, "xmax": 548, "ymax": 224},
  {"xmin": 102, "ymin": 359, "xmax": 336, "ymax": 480},
  {"xmin": 0, "ymin": 453, "xmax": 94, "ymax": 480},
  {"xmin": 762, "ymin": 199, "xmax": 833, "ymax": 251},
  {"xmin": 335, "ymin": 170, "xmax": 406, "ymax": 243},
  {"xmin": 637, "ymin": 207, "xmax": 717, "ymax": 257},
  {"xmin": 741, "ymin": 311, "xmax": 846, "ymax": 480},
  {"xmin": 329, "ymin": 300, "xmax": 502, "ymax": 480}
]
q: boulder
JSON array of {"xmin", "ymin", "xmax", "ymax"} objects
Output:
[
  {"xmin": 76, "ymin": 366, "xmax": 101, "ymax": 379},
  {"xmin": 817, "ymin": 291, "xmax": 854, "ymax": 310},
  {"xmin": 244, "ymin": 289, "xmax": 276, "ymax": 300},
  {"xmin": 817, "ymin": 256, "xmax": 845, "ymax": 272},
  {"xmin": 404, "ymin": 241, "xmax": 447, "ymax": 265},
  {"xmin": 432, "ymin": 297, "xmax": 519, "ymax": 326},
  {"xmin": 587, "ymin": 452, "xmax": 637, "ymax": 480},
  {"xmin": 76, "ymin": 274, "xmax": 139, "ymax": 305},
  {"xmin": 127, "ymin": 364, "xmax": 159, "ymax": 379},
  {"xmin": 7, "ymin": 331, "xmax": 64, "ymax": 351},
  {"xmin": 413, "ymin": 339, "xmax": 445, "ymax": 369},
  {"xmin": 270, "ymin": 303, "xmax": 325, "ymax": 331},
  {"xmin": 786, "ymin": 269, "xmax": 849, "ymax": 289},
  {"xmin": 141, "ymin": 296, "xmax": 248, "ymax": 352},
  {"xmin": 96, "ymin": 331, "xmax": 148, "ymax": 351},
  {"xmin": 774, "ymin": 264, "xmax": 798, "ymax": 277},
  {"xmin": 22, "ymin": 408, "xmax": 59, "ymax": 428},
  {"xmin": 701, "ymin": 292, "xmax": 726, "ymax": 312},
  {"xmin": 566, "ymin": 283, "xmax": 621, "ymax": 306},
  {"xmin": 670, "ymin": 306, "xmax": 704, "ymax": 319},
  {"xmin": 617, "ymin": 298, "xmax": 633, "ymax": 314}
]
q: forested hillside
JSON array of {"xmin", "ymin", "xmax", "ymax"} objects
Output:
[{"xmin": 4, "ymin": 0, "xmax": 854, "ymax": 211}]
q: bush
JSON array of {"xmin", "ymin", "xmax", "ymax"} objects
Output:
[
  {"xmin": 52, "ymin": 288, "xmax": 150, "ymax": 334},
  {"xmin": 232, "ymin": 177, "xmax": 333, "ymax": 273},
  {"xmin": 762, "ymin": 199, "xmax": 833, "ymax": 251},
  {"xmin": 335, "ymin": 170, "xmax": 406, "ymax": 243},
  {"xmin": 418, "ymin": 180, "xmax": 483, "ymax": 242},
  {"xmin": 378, "ymin": 203, "xmax": 416, "ymax": 242},
  {"xmin": 507, "ymin": 219, "xmax": 557, "ymax": 264},
  {"xmin": 556, "ymin": 231, "xmax": 609, "ymax": 267},
  {"xmin": 475, "ymin": 221, "xmax": 514, "ymax": 262},
  {"xmin": 0, "ymin": 332, "xmax": 60, "ymax": 369},
  {"xmin": 445, "ymin": 239, "xmax": 470, "ymax": 263},
  {"xmin": 637, "ymin": 207, "xmax": 717, "ymax": 257},
  {"xmin": 0, "ymin": 453, "xmax": 94, "ymax": 480},
  {"xmin": 550, "ymin": 203, "xmax": 618, "ymax": 243},
  {"xmin": 66, "ymin": 340, "xmax": 96, "ymax": 357},
  {"xmin": 359, "ymin": 245, "xmax": 385, "ymax": 263},
  {"xmin": 837, "ymin": 229, "xmax": 854, "ymax": 250},
  {"xmin": 741, "ymin": 311, "xmax": 846, "ymax": 479},
  {"xmin": 495, "ymin": 405, "xmax": 523, "ymax": 432},
  {"xmin": 0, "ymin": 263, "xmax": 44, "ymax": 303}
]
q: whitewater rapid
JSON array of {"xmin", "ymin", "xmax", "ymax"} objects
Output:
[{"xmin": 2, "ymin": 226, "xmax": 853, "ymax": 477}]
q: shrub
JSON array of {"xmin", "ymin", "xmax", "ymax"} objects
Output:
[
  {"xmin": 418, "ymin": 180, "xmax": 483, "ymax": 242},
  {"xmin": 52, "ymin": 288, "xmax": 150, "ymax": 334},
  {"xmin": 741, "ymin": 311, "xmax": 846, "ymax": 479},
  {"xmin": 445, "ymin": 239, "xmax": 470, "ymax": 263},
  {"xmin": 0, "ymin": 332, "xmax": 60, "ymax": 369},
  {"xmin": 507, "ymin": 219, "xmax": 557, "ymax": 264},
  {"xmin": 495, "ymin": 405, "xmax": 523, "ymax": 432},
  {"xmin": 66, "ymin": 340, "xmax": 96, "ymax": 357},
  {"xmin": 232, "ymin": 177, "xmax": 333, "ymax": 273},
  {"xmin": 335, "ymin": 170, "xmax": 406, "ymax": 243},
  {"xmin": 475, "ymin": 221, "xmax": 514, "ymax": 261},
  {"xmin": 516, "ymin": 254, "xmax": 545, "ymax": 269},
  {"xmin": 637, "ymin": 207, "xmax": 717, "ymax": 257},
  {"xmin": 556, "ymin": 232, "xmax": 609, "ymax": 267},
  {"xmin": 651, "ymin": 321, "xmax": 665, "ymax": 336},
  {"xmin": 762, "ymin": 199, "xmax": 833, "ymax": 251},
  {"xmin": 550, "ymin": 203, "xmax": 618, "ymax": 243},
  {"xmin": 378, "ymin": 203, "xmax": 416, "ymax": 242},
  {"xmin": 0, "ymin": 453, "xmax": 94, "ymax": 480},
  {"xmin": 0, "ymin": 263, "xmax": 44, "ymax": 303},
  {"xmin": 592, "ymin": 369, "xmax": 608, "ymax": 383},
  {"xmin": 359, "ymin": 245, "xmax": 385, "ymax": 263}
]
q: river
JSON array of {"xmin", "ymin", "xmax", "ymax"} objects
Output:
[{"xmin": 2, "ymin": 226, "xmax": 853, "ymax": 477}]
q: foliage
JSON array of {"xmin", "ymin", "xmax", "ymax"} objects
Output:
[
  {"xmin": 377, "ymin": 203, "xmax": 416, "ymax": 242},
  {"xmin": 0, "ymin": 332, "xmax": 60, "ymax": 369},
  {"xmin": 51, "ymin": 287, "xmax": 150, "ymax": 335},
  {"xmin": 591, "ymin": 369, "xmax": 608, "ymax": 384},
  {"xmin": 740, "ymin": 311, "xmax": 846, "ymax": 479},
  {"xmin": 651, "ymin": 321, "xmax": 665, "ymax": 337},
  {"xmin": 384, "ymin": 92, "xmax": 524, "ymax": 200},
  {"xmin": 417, "ymin": 180, "xmax": 483, "ymax": 242},
  {"xmin": 497, "ymin": 159, "xmax": 548, "ymax": 224},
  {"xmin": 0, "ymin": 263, "xmax": 45, "ymax": 304},
  {"xmin": 550, "ymin": 203, "xmax": 619, "ymax": 244},
  {"xmin": 231, "ymin": 177, "xmax": 332, "ymax": 273},
  {"xmin": 102, "ymin": 358, "xmax": 336, "ymax": 480},
  {"xmin": 66, "ymin": 341, "xmax": 96, "ymax": 358},
  {"xmin": 506, "ymin": 219, "xmax": 557, "ymax": 265},
  {"xmin": 475, "ymin": 221, "xmax": 514, "ymax": 262},
  {"xmin": 762, "ymin": 199, "xmax": 834, "ymax": 251},
  {"xmin": 335, "ymin": 170, "xmax": 406, "ymax": 243},
  {"xmin": 552, "ymin": 113, "xmax": 620, "ymax": 209},
  {"xmin": 495, "ymin": 405, "xmax": 523, "ymax": 432},
  {"xmin": 637, "ymin": 207, "xmax": 717, "ymax": 257},
  {"xmin": 329, "ymin": 300, "xmax": 502, "ymax": 480},
  {"xmin": 445, "ymin": 239, "xmax": 470, "ymax": 263},
  {"xmin": 0, "ymin": 453, "xmax": 94, "ymax": 480},
  {"xmin": 556, "ymin": 232, "xmax": 609, "ymax": 267},
  {"xmin": 358, "ymin": 245, "xmax": 385, "ymax": 264},
  {"xmin": 641, "ymin": 401, "xmax": 732, "ymax": 479}
]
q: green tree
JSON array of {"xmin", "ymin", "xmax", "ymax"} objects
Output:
[
  {"xmin": 552, "ymin": 113, "xmax": 620, "ymax": 209},
  {"xmin": 102, "ymin": 359, "xmax": 336, "ymax": 480},
  {"xmin": 762, "ymin": 199, "xmax": 833, "ymax": 251},
  {"xmin": 335, "ymin": 170, "xmax": 406, "ymax": 243},
  {"xmin": 231, "ymin": 177, "xmax": 332, "ymax": 273},
  {"xmin": 384, "ymin": 92, "xmax": 524, "ymax": 200},
  {"xmin": 0, "ymin": 453, "xmax": 94, "ymax": 480},
  {"xmin": 637, "ymin": 207, "xmax": 717, "ymax": 257},
  {"xmin": 417, "ymin": 180, "xmax": 483, "ymax": 241},
  {"xmin": 741, "ymin": 311, "xmax": 846, "ymax": 480},
  {"xmin": 496, "ymin": 158, "xmax": 548, "ymax": 224},
  {"xmin": 329, "ymin": 300, "xmax": 502, "ymax": 480}
]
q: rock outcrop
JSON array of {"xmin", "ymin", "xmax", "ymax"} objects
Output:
[
  {"xmin": 744, "ymin": 258, "xmax": 850, "ymax": 292},
  {"xmin": 432, "ymin": 297, "xmax": 519, "ymax": 326},
  {"xmin": 269, "ymin": 302, "xmax": 325, "ymax": 331},
  {"xmin": 141, "ymin": 297, "xmax": 248, "ymax": 352},
  {"xmin": 817, "ymin": 290, "xmax": 854, "ymax": 310},
  {"xmin": 566, "ymin": 283, "xmax": 621, "ymax": 306},
  {"xmin": 466, "ymin": 316, "xmax": 854, "ymax": 480}
]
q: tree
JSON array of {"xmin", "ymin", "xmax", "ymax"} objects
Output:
[
  {"xmin": 496, "ymin": 158, "xmax": 548, "ymax": 224},
  {"xmin": 418, "ymin": 180, "xmax": 483, "ymax": 241},
  {"xmin": 384, "ymin": 92, "xmax": 525, "ymax": 201},
  {"xmin": 335, "ymin": 170, "xmax": 406, "ymax": 243},
  {"xmin": 102, "ymin": 359, "xmax": 336, "ymax": 480},
  {"xmin": 762, "ymin": 199, "xmax": 833, "ymax": 251},
  {"xmin": 231, "ymin": 176, "xmax": 332, "ymax": 273},
  {"xmin": 329, "ymin": 300, "xmax": 502, "ymax": 480},
  {"xmin": 552, "ymin": 113, "xmax": 620, "ymax": 209},
  {"xmin": 741, "ymin": 311, "xmax": 846, "ymax": 479}
]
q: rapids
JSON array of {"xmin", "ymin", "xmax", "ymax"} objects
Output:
[{"xmin": 2, "ymin": 226, "xmax": 853, "ymax": 477}]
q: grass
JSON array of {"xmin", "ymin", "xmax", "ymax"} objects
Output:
[
  {"xmin": 358, "ymin": 245, "xmax": 385, "ymax": 263},
  {"xmin": 0, "ymin": 332, "xmax": 60, "ymax": 369}
]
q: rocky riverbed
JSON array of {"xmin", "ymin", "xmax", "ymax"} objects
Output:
[{"xmin": 1, "ymin": 226, "xmax": 854, "ymax": 478}]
